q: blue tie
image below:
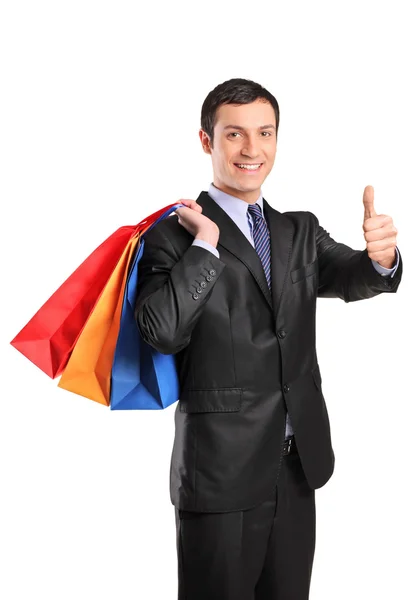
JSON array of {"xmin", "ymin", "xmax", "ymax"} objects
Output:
[{"xmin": 247, "ymin": 203, "xmax": 271, "ymax": 290}]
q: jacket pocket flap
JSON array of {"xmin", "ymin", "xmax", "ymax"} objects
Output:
[
  {"xmin": 291, "ymin": 259, "xmax": 319, "ymax": 283},
  {"xmin": 179, "ymin": 388, "xmax": 243, "ymax": 413}
]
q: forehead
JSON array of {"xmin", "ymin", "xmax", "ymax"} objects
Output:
[{"xmin": 214, "ymin": 99, "xmax": 276, "ymax": 129}]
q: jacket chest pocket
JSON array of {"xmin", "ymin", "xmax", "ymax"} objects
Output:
[
  {"xmin": 179, "ymin": 388, "xmax": 243, "ymax": 413},
  {"xmin": 290, "ymin": 258, "xmax": 319, "ymax": 283}
]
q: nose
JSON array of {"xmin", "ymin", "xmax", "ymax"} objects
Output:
[{"xmin": 241, "ymin": 135, "xmax": 260, "ymax": 158}]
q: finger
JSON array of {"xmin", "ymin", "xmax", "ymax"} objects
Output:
[
  {"xmin": 366, "ymin": 237, "xmax": 397, "ymax": 253},
  {"xmin": 362, "ymin": 214, "xmax": 392, "ymax": 232},
  {"xmin": 190, "ymin": 201, "xmax": 203, "ymax": 212},
  {"xmin": 174, "ymin": 206, "xmax": 190, "ymax": 219},
  {"xmin": 363, "ymin": 221, "xmax": 397, "ymax": 241},
  {"xmin": 363, "ymin": 185, "xmax": 376, "ymax": 220},
  {"xmin": 178, "ymin": 199, "xmax": 202, "ymax": 212}
]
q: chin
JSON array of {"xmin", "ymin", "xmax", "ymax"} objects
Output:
[{"xmin": 233, "ymin": 179, "xmax": 264, "ymax": 191}]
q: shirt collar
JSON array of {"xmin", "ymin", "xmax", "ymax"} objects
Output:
[{"xmin": 207, "ymin": 182, "xmax": 264, "ymax": 218}]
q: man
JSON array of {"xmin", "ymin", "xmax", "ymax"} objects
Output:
[{"xmin": 134, "ymin": 78, "xmax": 402, "ymax": 600}]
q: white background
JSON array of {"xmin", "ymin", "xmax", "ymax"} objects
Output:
[{"xmin": 1, "ymin": 1, "xmax": 415, "ymax": 598}]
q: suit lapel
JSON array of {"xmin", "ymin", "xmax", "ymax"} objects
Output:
[
  {"xmin": 196, "ymin": 191, "xmax": 293, "ymax": 319},
  {"xmin": 263, "ymin": 198, "xmax": 294, "ymax": 321}
]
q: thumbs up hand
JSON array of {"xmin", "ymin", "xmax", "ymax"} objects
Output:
[{"xmin": 362, "ymin": 185, "xmax": 397, "ymax": 269}]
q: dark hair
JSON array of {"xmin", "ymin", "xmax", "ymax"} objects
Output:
[{"xmin": 200, "ymin": 78, "xmax": 280, "ymax": 147}]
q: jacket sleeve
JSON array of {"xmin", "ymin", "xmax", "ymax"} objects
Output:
[
  {"xmin": 310, "ymin": 212, "xmax": 403, "ymax": 302},
  {"xmin": 134, "ymin": 223, "xmax": 226, "ymax": 354}
]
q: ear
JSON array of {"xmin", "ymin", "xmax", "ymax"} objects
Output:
[{"xmin": 199, "ymin": 128, "xmax": 212, "ymax": 155}]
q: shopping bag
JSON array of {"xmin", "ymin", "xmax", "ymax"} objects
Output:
[
  {"xmin": 10, "ymin": 203, "xmax": 181, "ymax": 378},
  {"xmin": 109, "ymin": 240, "xmax": 179, "ymax": 410},
  {"xmin": 58, "ymin": 203, "xmax": 183, "ymax": 406}
]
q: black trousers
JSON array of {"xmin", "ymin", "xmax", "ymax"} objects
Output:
[{"xmin": 174, "ymin": 445, "xmax": 316, "ymax": 600}]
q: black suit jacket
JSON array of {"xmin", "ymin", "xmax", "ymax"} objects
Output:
[{"xmin": 134, "ymin": 191, "xmax": 403, "ymax": 512}]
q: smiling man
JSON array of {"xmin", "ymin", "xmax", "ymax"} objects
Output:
[{"xmin": 135, "ymin": 78, "xmax": 402, "ymax": 600}]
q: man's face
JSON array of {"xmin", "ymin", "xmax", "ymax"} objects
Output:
[{"xmin": 199, "ymin": 99, "xmax": 277, "ymax": 203}]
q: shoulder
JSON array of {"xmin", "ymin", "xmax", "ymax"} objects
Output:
[
  {"xmin": 282, "ymin": 210, "xmax": 317, "ymax": 225},
  {"xmin": 141, "ymin": 212, "xmax": 193, "ymax": 251},
  {"xmin": 264, "ymin": 198, "xmax": 318, "ymax": 229},
  {"xmin": 278, "ymin": 209, "xmax": 319, "ymax": 235}
]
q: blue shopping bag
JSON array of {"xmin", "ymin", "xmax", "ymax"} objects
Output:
[{"xmin": 110, "ymin": 204, "xmax": 183, "ymax": 410}]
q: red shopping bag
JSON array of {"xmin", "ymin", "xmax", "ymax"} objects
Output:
[{"xmin": 10, "ymin": 203, "xmax": 180, "ymax": 378}]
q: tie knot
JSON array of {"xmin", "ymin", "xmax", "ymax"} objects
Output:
[{"xmin": 247, "ymin": 203, "xmax": 263, "ymax": 220}]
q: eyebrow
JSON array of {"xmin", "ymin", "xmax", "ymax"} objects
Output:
[{"xmin": 223, "ymin": 124, "xmax": 276, "ymax": 131}]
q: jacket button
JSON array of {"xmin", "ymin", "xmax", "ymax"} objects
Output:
[
  {"xmin": 209, "ymin": 269, "xmax": 216, "ymax": 276},
  {"xmin": 277, "ymin": 330, "xmax": 286, "ymax": 339},
  {"xmin": 192, "ymin": 293, "xmax": 199, "ymax": 300},
  {"xmin": 206, "ymin": 275, "xmax": 213, "ymax": 282},
  {"xmin": 200, "ymin": 281, "xmax": 207, "ymax": 288},
  {"xmin": 283, "ymin": 384, "xmax": 290, "ymax": 393},
  {"xmin": 196, "ymin": 287, "xmax": 202, "ymax": 293}
]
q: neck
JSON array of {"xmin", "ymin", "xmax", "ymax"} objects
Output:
[{"xmin": 212, "ymin": 180, "xmax": 261, "ymax": 204}]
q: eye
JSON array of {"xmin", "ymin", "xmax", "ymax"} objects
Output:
[
  {"xmin": 261, "ymin": 131, "xmax": 272, "ymax": 137},
  {"xmin": 228, "ymin": 132, "xmax": 241, "ymax": 138}
]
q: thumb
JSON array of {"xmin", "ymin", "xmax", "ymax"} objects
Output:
[{"xmin": 363, "ymin": 185, "xmax": 376, "ymax": 220}]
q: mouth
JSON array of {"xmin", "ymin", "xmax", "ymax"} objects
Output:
[{"xmin": 234, "ymin": 162, "xmax": 263, "ymax": 173}]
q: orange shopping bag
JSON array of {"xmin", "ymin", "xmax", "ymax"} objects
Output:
[{"xmin": 57, "ymin": 232, "xmax": 141, "ymax": 405}]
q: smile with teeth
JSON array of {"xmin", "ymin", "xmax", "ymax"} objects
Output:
[{"xmin": 235, "ymin": 163, "xmax": 263, "ymax": 171}]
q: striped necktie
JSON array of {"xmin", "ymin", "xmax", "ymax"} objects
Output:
[{"xmin": 247, "ymin": 203, "xmax": 271, "ymax": 290}]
